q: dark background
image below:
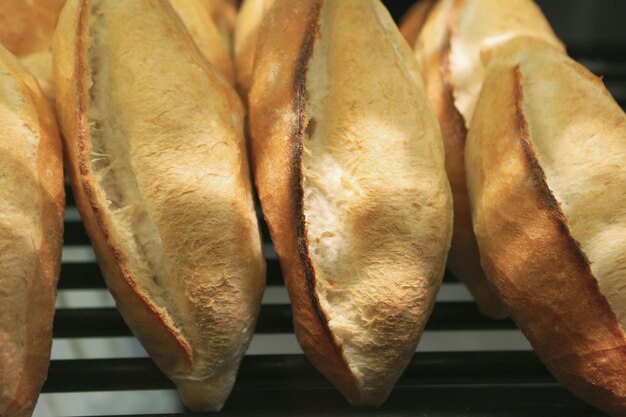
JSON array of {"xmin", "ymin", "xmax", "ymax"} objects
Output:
[{"xmin": 382, "ymin": 0, "xmax": 626, "ymax": 44}]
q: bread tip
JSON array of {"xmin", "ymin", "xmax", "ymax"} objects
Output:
[{"xmin": 173, "ymin": 374, "xmax": 235, "ymax": 412}]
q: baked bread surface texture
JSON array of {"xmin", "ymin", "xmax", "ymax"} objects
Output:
[
  {"xmin": 198, "ymin": 0, "xmax": 237, "ymax": 47},
  {"xmin": 249, "ymin": 0, "xmax": 452, "ymax": 407},
  {"xmin": 234, "ymin": 0, "xmax": 275, "ymax": 96},
  {"xmin": 0, "ymin": 45, "xmax": 64, "ymax": 417},
  {"xmin": 466, "ymin": 37, "xmax": 626, "ymax": 417},
  {"xmin": 0, "ymin": 0, "xmax": 66, "ymax": 102},
  {"xmin": 398, "ymin": 0, "xmax": 436, "ymax": 49},
  {"xmin": 446, "ymin": 0, "xmax": 563, "ymax": 125},
  {"xmin": 53, "ymin": 0, "xmax": 265, "ymax": 411},
  {"xmin": 169, "ymin": 0, "xmax": 235, "ymax": 85},
  {"xmin": 413, "ymin": 0, "xmax": 563, "ymax": 317}
]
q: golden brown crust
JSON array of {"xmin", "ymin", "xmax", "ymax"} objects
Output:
[
  {"xmin": 249, "ymin": 0, "xmax": 359, "ymax": 402},
  {"xmin": 0, "ymin": 0, "xmax": 66, "ymax": 102},
  {"xmin": 415, "ymin": 0, "xmax": 506, "ymax": 317},
  {"xmin": 250, "ymin": 0, "xmax": 452, "ymax": 406},
  {"xmin": 58, "ymin": 0, "xmax": 195, "ymax": 374},
  {"xmin": 0, "ymin": 45, "xmax": 64, "ymax": 417},
  {"xmin": 234, "ymin": 0, "xmax": 275, "ymax": 96},
  {"xmin": 198, "ymin": 0, "xmax": 238, "ymax": 47},
  {"xmin": 169, "ymin": 0, "xmax": 235, "ymax": 85},
  {"xmin": 447, "ymin": 0, "xmax": 563, "ymax": 125},
  {"xmin": 290, "ymin": 1, "xmax": 359, "ymax": 399},
  {"xmin": 398, "ymin": 0, "xmax": 436, "ymax": 48},
  {"xmin": 466, "ymin": 39, "xmax": 626, "ymax": 416},
  {"xmin": 54, "ymin": 0, "xmax": 264, "ymax": 411},
  {"xmin": 414, "ymin": 0, "xmax": 565, "ymax": 317}
]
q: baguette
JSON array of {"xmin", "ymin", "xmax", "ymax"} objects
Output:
[
  {"xmin": 413, "ymin": 0, "xmax": 563, "ymax": 317},
  {"xmin": 0, "ymin": 0, "xmax": 66, "ymax": 102},
  {"xmin": 197, "ymin": 0, "xmax": 237, "ymax": 48},
  {"xmin": 466, "ymin": 37, "xmax": 626, "ymax": 417},
  {"xmin": 398, "ymin": 0, "xmax": 435, "ymax": 49},
  {"xmin": 53, "ymin": 0, "xmax": 265, "ymax": 411},
  {"xmin": 0, "ymin": 45, "xmax": 64, "ymax": 417},
  {"xmin": 169, "ymin": 0, "xmax": 235, "ymax": 85},
  {"xmin": 234, "ymin": 0, "xmax": 275, "ymax": 96},
  {"xmin": 249, "ymin": 0, "xmax": 452, "ymax": 406}
]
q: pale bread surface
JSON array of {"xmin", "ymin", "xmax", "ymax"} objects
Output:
[
  {"xmin": 466, "ymin": 37, "xmax": 626, "ymax": 416},
  {"xmin": 250, "ymin": 0, "xmax": 452, "ymax": 406},
  {"xmin": 53, "ymin": 0, "xmax": 265, "ymax": 411},
  {"xmin": 0, "ymin": 45, "xmax": 64, "ymax": 417}
]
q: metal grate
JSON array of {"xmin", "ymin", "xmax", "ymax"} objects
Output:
[{"xmin": 40, "ymin": 1, "xmax": 625, "ymax": 416}]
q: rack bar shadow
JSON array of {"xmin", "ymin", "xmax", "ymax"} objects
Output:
[
  {"xmin": 42, "ymin": 352, "xmax": 608, "ymax": 415},
  {"xmin": 44, "ymin": 351, "xmax": 552, "ymax": 393}
]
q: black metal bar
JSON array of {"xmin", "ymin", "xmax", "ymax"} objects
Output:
[
  {"xmin": 192, "ymin": 386, "xmax": 606, "ymax": 416},
  {"xmin": 44, "ymin": 353, "xmax": 611, "ymax": 415},
  {"xmin": 44, "ymin": 351, "xmax": 553, "ymax": 394},
  {"xmin": 63, "ymin": 221, "xmax": 90, "ymax": 245},
  {"xmin": 59, "ymin": 263, "xmax": 105, "ymax": 289},
  {"xmin": 52, "ymin": 302, "xmax": 515, "ymax": 338},
  {"xmin": 77, "ymin": 407, "xmax": 608, "ymax": 417},
  {"xmin": 65, "ymin": 184, "xmax": 75, "ymax": 206},
  {"xmin": 58, "ymin": 260, "xmax": 286, "ymax": 289},
  {"xmin": 63, "ymin": 220, "xmax": 273, "ymax": 245}
]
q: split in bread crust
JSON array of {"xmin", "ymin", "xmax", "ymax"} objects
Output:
[
  {"xmin": 0, "ymin": 45, "xmax": 64, "ymax": 417},
  {"xmin": 249, "ymin": 0, "xmax": 452, "ymax": 406},
  {"xmin": 169, "ymin": 0, "xmax": 235, "ymax": 85},
  {"xmin": 413, "ymin": 0, "xmax": 563, "ymax": 317},
  {"xmin": 466, "ymin": 37, "xmax": 626, "ymax": 417},
  {"xmin": 53, "ymin": 0, "xmax": 265, "ymax": 411}
]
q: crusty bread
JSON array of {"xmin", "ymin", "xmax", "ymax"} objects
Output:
[
  {"xmin": 0, "ymin": 0, "xmax": 66, "ymax": 102},
  {"xmin": 197, "ymin": 0, "xmax": 237, "ymax": 48},
  {"xmin": 0, "ymin": 45, "xmax": 64, "ymax": 417},
  {"xmin": 249, "ymin": 0, "xmax": 452, "ymax": 406},
  {"xmin": 398, "ymin": 0, "xmax": 435, "ymax": 48},
  {"xmin": 413, "ymin": 0, "xmax": 563, "ymax": 318},
  {"xmin": 466, "ymin": 37, "xmax": 626, "ymax": 417},
  {"xmin": 169, "ymin": 0, "xmax": 235, "ymax": 85},
  {"xmin": 234, "ymin": 0, "xmax": 275, "ymax": 96},
  {"xmin": 53, "ymin": 0, "xmax": 265, "ymax": 411}
]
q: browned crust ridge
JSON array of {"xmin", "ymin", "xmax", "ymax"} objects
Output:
[
  {"xmin": 59, "ymin": 0, "xmax": 194, "ymax": 379},
  {"xmin": 420, "ymin": 0, "xmax": 506, "ymax": 318},
  {"xmin": 249, "ymin": 0, "xmax": 360, "ymax": 404},
  {"xmin": 467, "ymin": 62, "xmax": 626, "ymax": 416}
]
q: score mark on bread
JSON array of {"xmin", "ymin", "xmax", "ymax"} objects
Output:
[
  {"xmin": 466, "ymin": 37, "xmax": 626, "ymax": 417},
  {"xmin": 53, "ymin": 0, "xmax": 265, "ymax": 411},
  {"xmin": 249, "ymin": 0, "xmax": 453, "ymax": 406}
]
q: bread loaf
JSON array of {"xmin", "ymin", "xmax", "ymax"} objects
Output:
[
  {"xmin": 0, "ymin": 45, "xmax": 64, "ymax": 417},
  {"xmin": 0, "ymin": 0, "xmax": 66, "ymax": 102},
  {"xmin": 249, "ymin": 0, "xmax": 452, "ymax": 406},
  {"xmin": 234, "ymin": 0, "xmax": 275, "ymax": 95},
  {"xmin": 169, "ymin": 0, "xmax": 235, "ymax": 84},
  {"xmin": 53, "ymin": 0, "xmax": 265, "ymax": 411},
  {"xmin": 398, "ymin": 0, "xmax": 435, "ymax": 48},
  {"xmin": 198, "ymin": 0, "xmax": 237, "ymax": 47},
  {"xmin": 466, "ymin": 36, "xmax": 626, "ymax": 417},
  {"xmin": 413, "ymin": 0, "xmax": 563, "ymax": 317}
]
